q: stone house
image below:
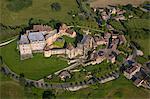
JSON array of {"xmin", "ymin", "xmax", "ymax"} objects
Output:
[
  {"xmin": 44, "ymin": 43, "xmax": 83, "ymax": 59},
  {"xmin": 45, "ymin": 30, "xmax": 58, "ymax": 46},
  {"xmin": 59, "ymin": 24, "xmax": 76, "ymax": 38},
  {"xmin": 19, "ymin": 35, "xmax": 33, "ymax": 60},
  {"xmin": 66, "ymin": 44, "xmax": 83, "ymax": 59},
  {"xmin": 81, "ymin": 35, "xmax": 95, "ymax": 49},
  {"xmin": 124, "ymin": 62, "xmax": 141, "ymax": 79},
  {"xmin": 33, "ymin": 25, "xmax": 52, "ymax": 32},
  {"xmin": 58, "ymin": 70, "xmax": 71, "ymax": 81},
  {"xmin": 94, "ymin": 36, "xmax": 108, "ymax": 46},
  {"xmin": 28, "ymin": 31, "xmax": 46, "ymax": 52}
]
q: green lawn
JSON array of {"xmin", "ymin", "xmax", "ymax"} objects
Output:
[
  {"xmin": 0, "ymin": 41, "xmax": 68, "ymax": 80},
  {"xmin": 1, "ymin": 72, "xmax": 150, "ymax": 99},
  {"xmin": 0, "ymin": 73, "xmax": 26, "ymax": 99},
  {"xmin": 0, "ymin": 0, "xmax": 78, "ymax": 26},
  {"xmin": 124, "ymin": 19, "xmax": 150, "ymax": 30},
  {"xmin": 62, "ymin": 35, "xmax": 76, "ymax": 45},
  {"xmin": 134, "ymin": 38, "xmax": 150, "ymax": 56},
  {"xmin": 96, "ymin": 45, "xmax": 106, "ymax": 51},
  {"xmin": 110, "ymin": 20, "xmax": 125, "ymax": 31},
  {"xmin": 110, "ymin": 18, "xmax": 150, "ymax": 56},
  {"xmin": 52, "ymin": 39, "xmax": 65, "ymax": 48},
  {"xmin": 85, "ymin": 61, "xmax": 118, "ymax": 77},
  {"xmin": 55, "ymin": 75, "xmax": 150, "ymax": 99}
]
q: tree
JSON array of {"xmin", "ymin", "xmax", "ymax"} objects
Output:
[
  {"xmin": 51, "ymin": 2, "xmax": 61, "ymax": 11},
  {"xmin": 7, "ymin": 0, "xmax": 32, "ymax": 12},
  {"xmin": 42, "ymin": 90, "xmax": 55, "ymax": 99},
  {"xmin": 0, "ymin": 56, "xmax": 3, "ymax": 65},
  {"xmin": 0, "ymin": 67, "xmax": 6, "ymax": 74},
  {"xmin": 19, "ymin": 73, "xmax": 26, "ymax": 86},
  {"xmin": 48, "ymin": 19, "xmax": 61, "ymax": 29}
]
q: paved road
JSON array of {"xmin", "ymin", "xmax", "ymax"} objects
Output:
[
  {"xmin": 54, "ymin": 62, "xmax": 81, "ymax": 75},
  {"xmin": 0, "ymin": 37, "xmax": 17, "ymax": 47},
  {"xmin": 0, "ymin": 65, "xmax": 119, "ymax": 91}
]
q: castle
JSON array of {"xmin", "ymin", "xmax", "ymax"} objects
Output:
[
  {"xmin": 18, "ymin": 24, "xmax": 127, "ymax": 66},
  {"xmin": 18, "ymin": 24, "xmax": 77, "ymax": 60}
]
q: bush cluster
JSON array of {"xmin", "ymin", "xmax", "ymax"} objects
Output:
[{"xmin": 7, "ymin": 0, "xmax": 32, "ymax": 12}]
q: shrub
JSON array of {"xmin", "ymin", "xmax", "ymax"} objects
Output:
[
  {"xmin": 7, "ymin": 0, "xmax": 32, "ymax": 12},
  {"xmin": 51, "ymin": 2, "xmax": 61, "ymax": 11}
]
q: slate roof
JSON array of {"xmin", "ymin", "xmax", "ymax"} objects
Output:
[
  {"xmin": 19, "ymin": 35, "xmax": 29, "ymax": 44},
  {"xmin": 28, "ymin": 32, "xmax": 45, "ymax": 42},
  {"xmin": 45, "ymin": 30, "xmax": 57, "ymax": 39},
  {"xmin": 81, "ymin": 35, "xmax": 93, "ymax": 44},
  {"xmin": 133, "ymin": 78, "xmax": 142, "ymax": 86}
]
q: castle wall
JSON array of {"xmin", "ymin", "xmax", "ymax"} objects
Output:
[
  {"xmin": 30, "ymin": 41, "xmax": 45, "ymax": 52},
  {"xmin": 19, "ymin": 44, "xmax": 32, "ymax": 55},
  {"xmin": 19, "ymin": 44, "xmax": 33, "ymax": 60}
]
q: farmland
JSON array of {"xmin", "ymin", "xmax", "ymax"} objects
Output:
[
  {"xmin": 0, "ymin": 0, "xmax": 78, "ymax": 26},
  {"xmin": 0, "ymin": 73, "xmax": 26, "ymax": 99},
  {"xmin": 56, "ymin": 75, "xmax": 150, "ymax": 98},
  {"xmin": 90, "ymin": 0, "xmax": 148, "ymax": 8},
  {"xmin": 110, "ymin": 18, "xmax": 150, "ymax": 56}
]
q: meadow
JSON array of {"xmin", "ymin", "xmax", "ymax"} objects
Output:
[
  {"xmin": 0, "ymin": 73, "xmax": 26, "ymax": 99},
  {"xmin": 0, "ymin": 0, "xmax": 150, "ymax": 98},
  {"xmin": 90, "ymin": 0, "xmax": 148, "ymax": 8},
  {"xmin": 0, "ymin": 41, "xmax": 68, "ymax": 80},
  {"xmin": 56, "ymin": 75, "xmax": 150, "ymax": 98},
  {"xmin": 110, "ymin": 18, "xmax": 150, "ymax": 56},
  {"xmin": 0, "ymin": 0, "xmax": 78, "ymax": 26}
]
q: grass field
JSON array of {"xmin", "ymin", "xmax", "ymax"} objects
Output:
[
  {"xmin": 0, "ymin": 0, "xmax": 78, "ymax": 26},
  {"xmin": 0, "ymin": 41, "xmax": 68, "ymax": 80},
  {"xmin": 134, "ymin": 38, "xmax": 150, "ymax": 56},
  {"xmin": 85, "ymin": 60, "xmax": 118, "ymax": 77},
  {"xmin": 56, "ymin": 75, "xmax": 150, "ymax": 99},
  {"xmin": 110, "ymin": 19, "xmax": 150, "ymax": 56},
  {"xmin": 124, "ymin": 19, "xmax": 150, "ymax": 30},
  {"xmin": 90, "ymin": 0, "xmax": 148, "ymax": 8},
  {"xmin": 0, "ymin": 73, "xmax": 26, "ymax": 99},
  {"xmin": 1, "ymin": 72, "xmax": 150, "ymax": 99}
]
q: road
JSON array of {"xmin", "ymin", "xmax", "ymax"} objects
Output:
[{"xmin": 0, "ymin": 37, "xmax": 17, "ymax": 47}]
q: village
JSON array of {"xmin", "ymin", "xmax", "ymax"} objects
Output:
[
  {"xmin": 0, "ymin": 1, "xmax": 149, "ymax": 97},
  {"xmin": 17, "ymin": 7, "xmax": 150, "ymax": 90}
]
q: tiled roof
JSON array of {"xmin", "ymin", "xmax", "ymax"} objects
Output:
[
  {"xmin": 133, "ymin": 78, "xmax": 142, "ymax": 86},
  {"xmin": 59, "ymin": 70, "xmax": 71, "ymax": 78},
  {"xmin": 65, "ymin": 29, "xmax": 74, "ymax": 34},
  {"xmin": 67, "ymin": 44, "xmax": 74, "ymax": 50},
  {"xmin": 125, "ymin": 63, "xmax": 141, "ymax": 74},
  {"xmin": 45, "ymin": 30, "xmax": 57, "ymax": 39},
  {"xmin": 33, "ymin": 25, "xmax": 52, "ymax": 31}
]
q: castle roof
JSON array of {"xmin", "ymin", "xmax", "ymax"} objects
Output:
[
  {"xmin": 19, "ymin": 35, "xmax": 29, "ymax": 44},
  {"xmin": 33, "ymin": 25, "xmax": 52, "ymax": 31},
  {"xmin": 28, "ymin": 32, "xmax": 45, "ymax": 42},
  {"xmin": 45, "ymin": 30, "xmax": 57, "ymax": 39},
  {"xmin": 81, "ymin": 35, "xmax": 94, "ymax": 44}
]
